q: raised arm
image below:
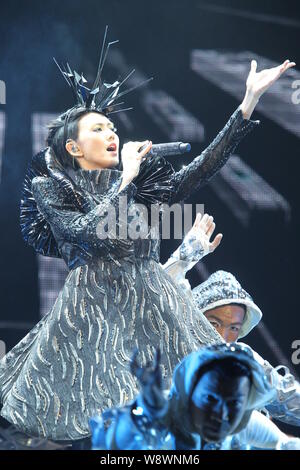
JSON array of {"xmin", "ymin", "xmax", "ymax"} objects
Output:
[
  {"xmin": 169, "ymin": 107, "xmax": 259, "ymax": 204},
  {"xmin": 169, "ymin": 59, "xmax": 295, "ymax": 204}
]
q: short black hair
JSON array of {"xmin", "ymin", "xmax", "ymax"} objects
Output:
[{"xmin": 46, "ymin": 107, "xmax": 106, "ymax": 170}]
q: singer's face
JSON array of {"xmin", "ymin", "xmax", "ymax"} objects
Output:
[{"xmin": 75, "ymin": 112, "xmax": 119, "ymax": 170}]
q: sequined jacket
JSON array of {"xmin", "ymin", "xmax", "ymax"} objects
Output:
[{"xmin": 31, "ymin": 107, "xmax": 259, "ymax": 270}]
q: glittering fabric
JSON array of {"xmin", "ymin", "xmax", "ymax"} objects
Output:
[
  {"xmin": 20, "ymin": 149, "xmax": 61, "ymax": 258},
  {"xmin": 0, "ymin": 107, "xmax": 258, "ymax": 441},
  {"xmin": 169, "ymin": 107, "xmax": 260, "ymax": 203},
  {"xmin": 192, "ymin": 271, "xmax": 252, "ymax": 309}
]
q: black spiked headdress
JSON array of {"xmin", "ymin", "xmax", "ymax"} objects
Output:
[
  {"xmin": 20, "ymin": 26, "xmax": 154, "ymax": 258},
  {"xmin": 54, "ymin": 25, "xmax": 152, "ymax": 118},
  {"xmin": 20, "ymin": 27, "xmax": 175, "ymax": 259}
]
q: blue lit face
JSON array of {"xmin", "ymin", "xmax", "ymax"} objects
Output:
[{"xmin": 190, "ymin": 370, "xmax": 250, "ymax": 443}]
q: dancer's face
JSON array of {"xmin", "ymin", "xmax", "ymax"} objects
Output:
[
  {"xmin": 190, "ymin": 370, "xmax": 250, "ymax": 443},
  {"xmin": 66, "ymin": 112, "xmax": 120, "ymax": 170},
  {"xmin": 204, "ymin": 304, "xmax": 245, "ymax": 342}
]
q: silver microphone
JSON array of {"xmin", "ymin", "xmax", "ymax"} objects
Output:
[{"xmin": 139, "ymin": 141, "xmax": 191, "ymax": 157}]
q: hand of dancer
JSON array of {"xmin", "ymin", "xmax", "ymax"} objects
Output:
[
  {"xmin": 240, "ymin": 59, "xmax": 296, "ymax": 119},
  {"xmin": 119, "ymin": 140, "xmax": 152, "ymax": 192},
  {"xmin": 130, "ymin": 349, "xmax": 168, "ymax": 415},
  {"xmin": 179, "ymin": 212, "xmax": 223, "ymax": 261},
  {"xmin": 162, "ymin": 213, "xmax": 223, "ymax": 290}
]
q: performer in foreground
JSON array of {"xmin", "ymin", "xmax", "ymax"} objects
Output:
[
  {"xmin": 0, "ymin": 25, "xmax": 294, "ymax": 441},
  {"xmin": 164, "ymin": 214, "xmax": 300, "ymax": 428},
  {"xmin": 90, "ymin": 344, "xmax": 300, "ymax": 450}
]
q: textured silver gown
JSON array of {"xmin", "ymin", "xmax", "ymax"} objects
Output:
[{"xmin": 0, "ymin": 107, "xmax": 258, "ymax": 441}]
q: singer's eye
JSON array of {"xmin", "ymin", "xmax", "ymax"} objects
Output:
[{"xmin": 93, "ymin": 126, "xmax": 117, "ymax": 133}]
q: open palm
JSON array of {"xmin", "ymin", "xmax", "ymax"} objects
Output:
[
  {"xmin": 189, "ymin": 213, "xmax": 223, "ymax": 254},
  {"xmin": 246, "ymin": 59, "xmax": 296, "ymax": 98}
]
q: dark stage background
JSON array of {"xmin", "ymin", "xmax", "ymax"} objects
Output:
[{"xmin": 0, "ymin": 0, "xmax": 299, "ymax": 438}]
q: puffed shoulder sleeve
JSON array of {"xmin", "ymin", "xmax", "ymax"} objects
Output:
[
  {"xmin": 31, "ymin": 175, "xmax": 136, "ymax": 258},
  {"xmin": 169, "ymin": 107, "xmax": 260, "ymax": 204}
]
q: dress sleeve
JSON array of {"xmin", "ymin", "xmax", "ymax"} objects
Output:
[
  {"xmin": 237, "ymin": 410, "xmax": 285, "ymax": 449},
  {"xmin": 31, "ymin": 175, "xmax": 136, "ymax": 259},
  {"xmin": 240, "ymin": 344, "xmax": 300, "ymax": 427},
  {"xmin": 169, "ymin": 107, "xmax": 260, "ymax": 204}
]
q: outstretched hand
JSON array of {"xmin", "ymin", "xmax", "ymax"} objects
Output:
[
  {"xmin": 130, "ymin": 349, "xmax": 162, "ymax": 390},
  {"xmin": 188, "ymin": 213, "xmax": 223, "ymax": 254},
  {"xmin": 246, "ymin": 59, "xmax": 296, "ymax": 99},
  {"xmin": 241, "ymin": 58, "xmax": 296, "ymax": 119}
]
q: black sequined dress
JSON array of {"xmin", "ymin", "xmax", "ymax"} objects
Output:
[{"xmin": 0, "ymin": 108, "xmax": 259, "ymax": 440}]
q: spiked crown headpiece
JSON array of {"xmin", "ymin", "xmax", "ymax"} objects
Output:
[
  {"xmin": 20, "ymin": 27, "xmax": 175, "ymax": 259},
  {"xmin": 54, "ymin": 25, "xmax": 152, "ymax": 119}
]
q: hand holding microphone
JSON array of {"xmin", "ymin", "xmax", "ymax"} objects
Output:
[
  {"xmin": 120, "ymin": 140, "xmax": 153, "ymax": 187},
  {"xmin": 138, "ymin": 141, "xmax": 191, "ymax": 158},
  {"xmin": 120, "ymin": 139, "xmax": 191, "ymax": 190}
]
